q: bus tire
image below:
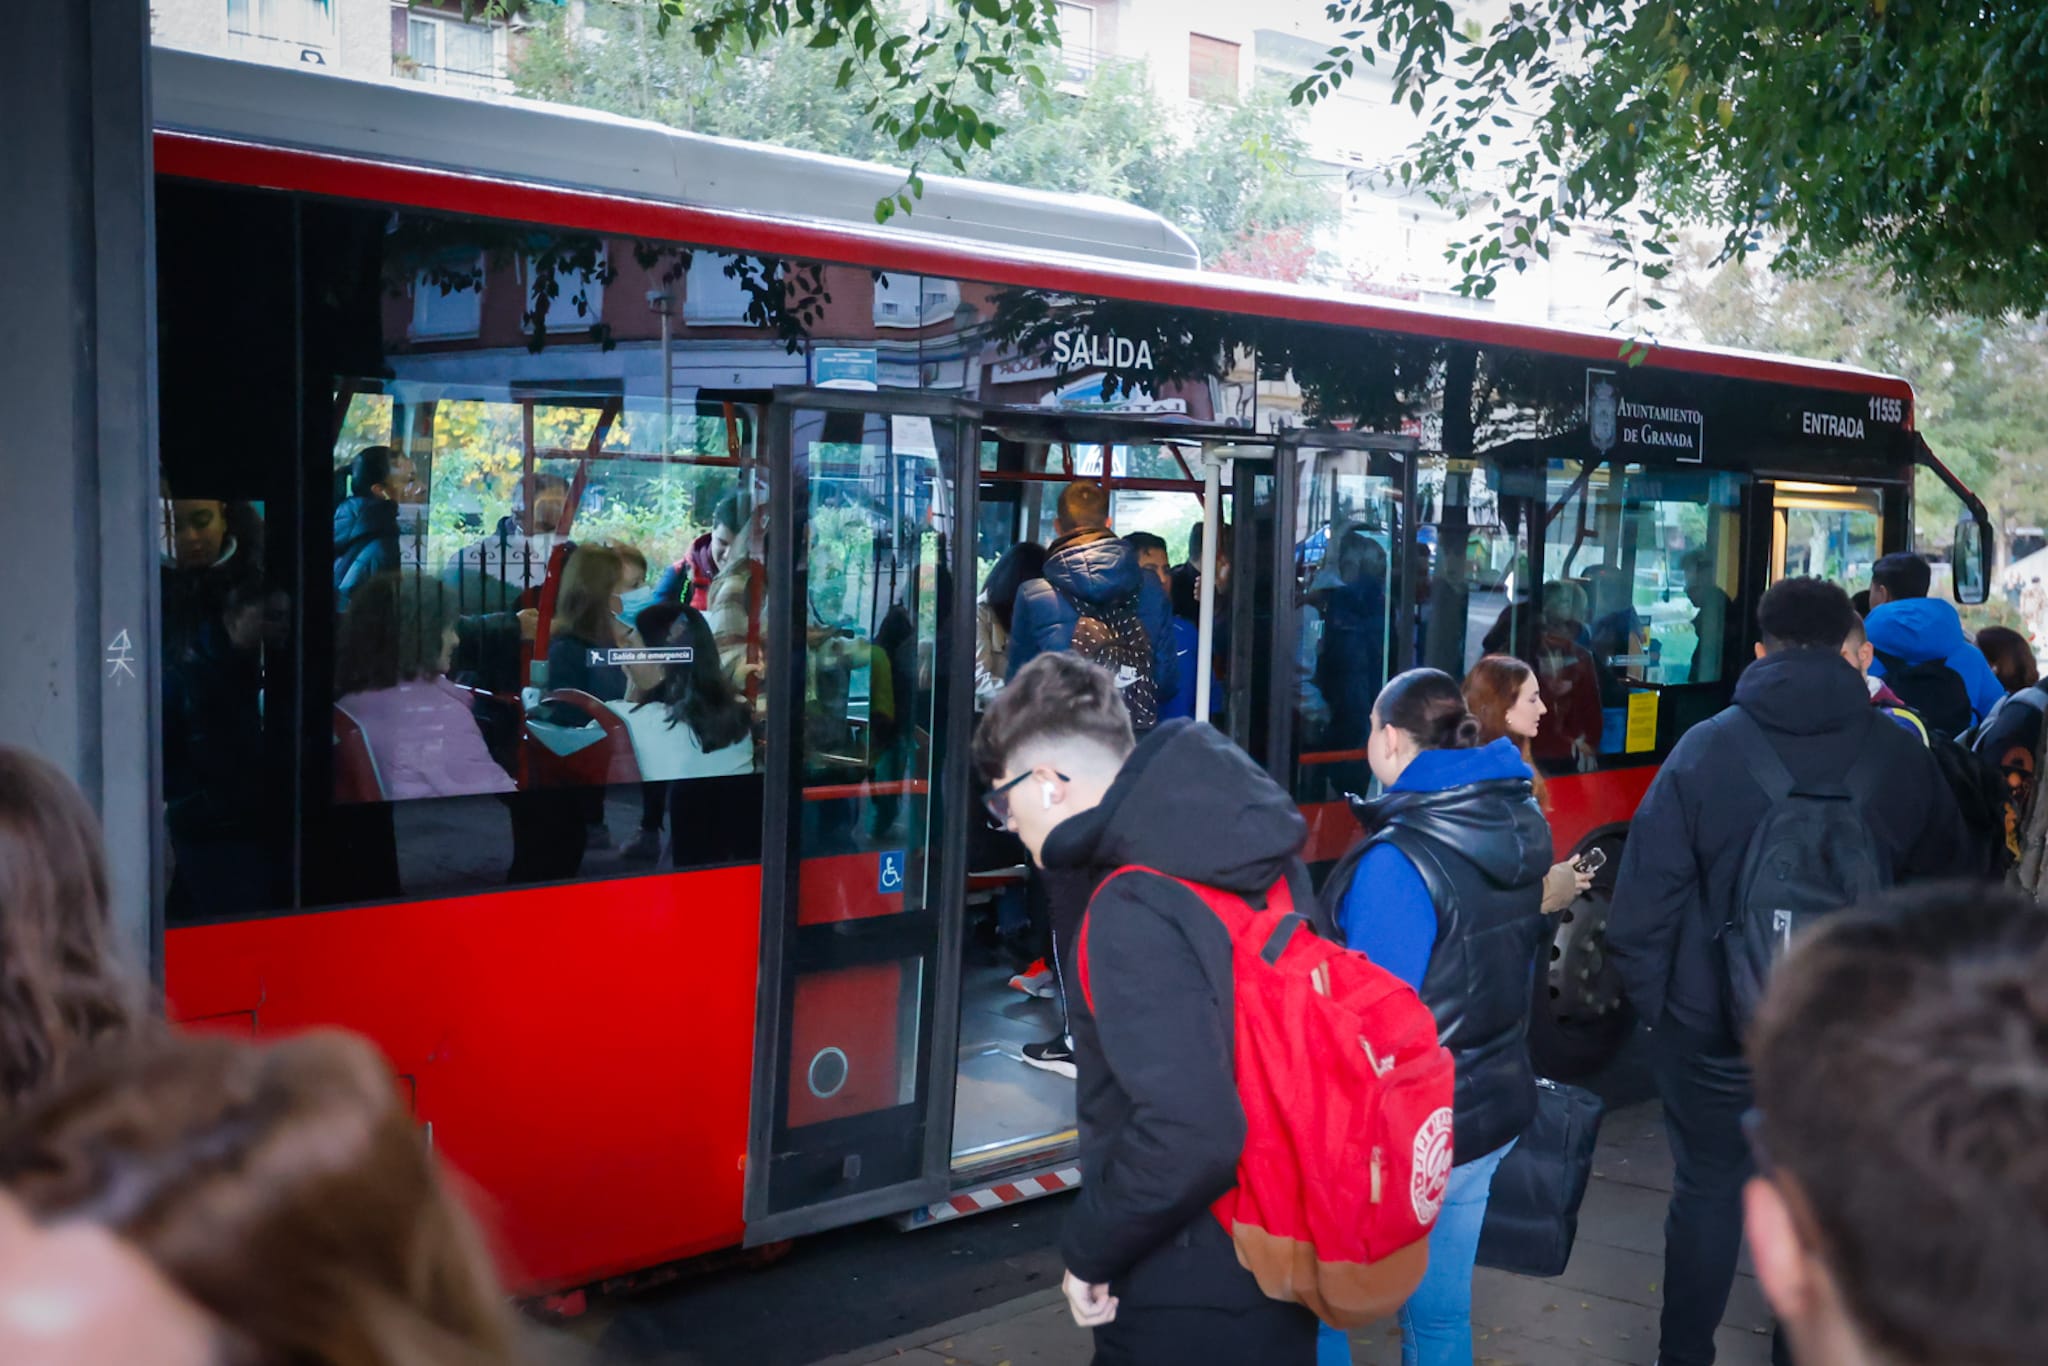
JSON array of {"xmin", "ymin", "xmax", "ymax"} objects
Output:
[{"xmin": 1529, "ymin": 835, "xmax": 1633, "ymax": 1082}]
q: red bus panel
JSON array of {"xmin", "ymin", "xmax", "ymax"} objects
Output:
[{"xmin": 164, "ymin": 867, "xmax": 763, "ymax": 1291}]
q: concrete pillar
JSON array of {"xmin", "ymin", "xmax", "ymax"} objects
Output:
[{"xmin": 1, "ymin": 0, "xmax": 161, "ymax": 974}]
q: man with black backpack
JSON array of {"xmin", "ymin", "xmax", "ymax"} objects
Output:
[
  {"xmin": 1007, "ymin": 482, "xmax": 1178, "ymax": 734},
  {"xmin": 1607, "ymin": 577, "xmax": 1971, "ymax": 1366},
  {"xmin": 1864, "ymin": 550, "xmax": 2006, "ymax": 728}
]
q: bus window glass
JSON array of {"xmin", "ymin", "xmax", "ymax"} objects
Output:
[
  {"xmin": 1291, "ymin": 449, "xmax": 1404, "ymax": 803},
  {"xmin": 1451, "ymin": 460, "xmax": 1744, "ymax": 772}
]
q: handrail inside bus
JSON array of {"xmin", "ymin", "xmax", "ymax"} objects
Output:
[
  {"xmin": 802, "ymin": 779, "xmax": 930, "ymax": 801},
  {"xmin": 1298, "ymin": 748, "xmax": 1370, "ymax": 767}
]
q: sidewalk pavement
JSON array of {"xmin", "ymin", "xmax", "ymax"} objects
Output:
[{"xmin": 806, "ymin": 1100, "xmax": 1776, "ymax": 1366}]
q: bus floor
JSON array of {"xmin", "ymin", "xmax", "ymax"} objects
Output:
[{"xmin": 950, "ymin": 957, "xmax": 1076, "ymax": 1173}]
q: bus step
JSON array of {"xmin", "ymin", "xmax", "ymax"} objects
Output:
[{"xmin": 896, "ymin": 1164, "xmax": 1082, "ymax": 1231}]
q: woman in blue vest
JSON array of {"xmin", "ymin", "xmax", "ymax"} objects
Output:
[{"xmin": 1318, "ymin": 668, "xmax": 1549, "ymax": 1366}]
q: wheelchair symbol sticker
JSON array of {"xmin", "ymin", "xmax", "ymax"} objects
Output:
[{"xmin": 877, "ymin": 851, "xmax": 906, "ymax": 895}]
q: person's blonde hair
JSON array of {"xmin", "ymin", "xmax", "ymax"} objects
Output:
[
  {"xmin": 0, "ymin": 1030, "xmax": 527, "ymax": 1366},
  {"xmin": 555, "ymin": 543, "xmax": 625, "ymax": 647}
]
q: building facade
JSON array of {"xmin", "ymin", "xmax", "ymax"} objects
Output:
[{"xmin": 152, "ymin": 0, "xmax": 512, "ymax": 92}]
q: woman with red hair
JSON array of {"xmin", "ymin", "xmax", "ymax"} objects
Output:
[{"xmin": 1463, "ymin": 655, "xmax": 1594, "ymax": 915}]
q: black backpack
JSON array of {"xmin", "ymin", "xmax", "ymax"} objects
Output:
[
  {"xmin": 1717, "ymin": 708, "xmax": 1890, "ymax": 1031},
  {"xmin": 1925, "ymin": 731, "xmax": 2008, "ymax": 876},
  {"xmin": 1872, "ymin": 649, "xmax": 1973, "ymax": 737},
  {"xmin": 1070, "ymin": 593, "xmax": 1159, "ymax": 733}
]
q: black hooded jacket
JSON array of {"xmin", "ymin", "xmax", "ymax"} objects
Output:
[
  {"xmin": 1608, "ymin": 647, "xmax": 1974, "ymax": 1053},
  {"xmin": 1354, "ymin": 752, "xmax": 1551, "ymax": 1164},
  {"xmin": 332, "ymin": 495, "xmax": 401, "ymax": 607},
  {"xmin": 1040, "ymin": 719, "xmax": 1320, "ymax": 1309}
]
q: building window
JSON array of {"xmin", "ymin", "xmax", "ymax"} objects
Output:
[
  {"xmin": 872, "ymin": 274, "xmax": 960, "ymax": 330},
  {"xmin": 1188, "ymin": 34, "xmax": 1240, "ymax": 103},
  {"xmin": 405, "ymin": 12, "xmax": 507, "ymax": 94},
  {"xmin": 683, "ymin": 253, "xmax": 759, "ymax": 326},
  {"xmin": 410, "ymin": 255, "xmax": 485, "ymax": 340},
  {"xmin": 225, "ymin": 0, "xmax": 336, "ymax": 65},
  {"xmin": 1056, "ymin": 2, "xmax": 1096, "ymax": 83}
]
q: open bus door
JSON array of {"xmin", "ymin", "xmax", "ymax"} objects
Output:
[
  {"xmin": 743, "ymin": 388, "xmax": 981, "ymax": 1244},
  {"xmin": 1264, "ymin": 430, "xmax": 1420, "ymax": 796}
]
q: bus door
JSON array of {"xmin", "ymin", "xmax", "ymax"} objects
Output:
[
  {"xmin": 1760, "ymin": 478, "xmax": 1891, "ymax": 597},
  {"xmin": 743, "ymin": 388, "xmax": 981, "ymax": 1243},
  {"xmin": 1265, "ymin": 431, "xmax": 1418, "ymax": 861}
]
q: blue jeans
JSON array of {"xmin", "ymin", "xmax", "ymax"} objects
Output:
[{"xmin": 1316, "ymin": 1139, "xmax": 1516, "ymax": 1366}]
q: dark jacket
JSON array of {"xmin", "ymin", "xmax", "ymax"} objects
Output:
[
  {"xmin": 1007, "ymin": 529, "xmax": 1179, "ymax": 699},
  {"xmin": 1608, "ymin": 647, "xmax": 1974, "ymax": 1053},
  {"xmin": 1352, "ymin": 739, "xmax": 1550, "ymax": 1164},
  {"xmin": 546, "ymin": 632, "xmax": 626, "ymax": 702},
  {"xmin": 332, "ymin": 496, "xmax": 401, "ymax": 608},
  {"xmin": 1040, "ymin": 719, "xmax": 1319, "ymax": 1310}
]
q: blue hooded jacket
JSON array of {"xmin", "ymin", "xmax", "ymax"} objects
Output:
[
  {"xmin": 1006, "ymin": 529, "xmax": 1179, "ymax": 697},
  {"xmin": 1865, "ymin": 597, "xmax": 2006, "ymax": 725},
  {"xmin": 1338, "ymin": 737, "xmax": 1535, "ymax": 989}
]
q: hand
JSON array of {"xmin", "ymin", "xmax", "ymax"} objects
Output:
[
  {"xmin": 1062, "ymin": 1270, "xmax": 1118, "ymax": 1328},
  {"xmin": 517, "ymin": 608, "xmax": 539, "ymax": 642}
]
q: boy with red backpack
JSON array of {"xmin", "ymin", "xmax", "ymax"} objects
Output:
[{"xmin": 976, "ymin": 654, "xmax": 1451, "ymax": 1364}]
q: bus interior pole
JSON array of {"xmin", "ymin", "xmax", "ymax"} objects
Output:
[{"xmin": 1195, "ymin": 455, "xmax": 1221, "ymax": 725}]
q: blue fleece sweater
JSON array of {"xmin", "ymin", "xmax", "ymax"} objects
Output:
[
  {"xmin": 1865, "ymin": 597, "xmax": 2007, "ymax": 725},
  {"xmin": 1338, "ymin": 738, "xmax": 1534, "ymax": 989}
]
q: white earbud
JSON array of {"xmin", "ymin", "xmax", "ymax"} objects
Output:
[{"xmin": 1040, "ymin": 781, "xmax": 1057, "ymax": 810}]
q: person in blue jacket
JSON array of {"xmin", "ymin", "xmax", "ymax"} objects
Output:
[
  {"xmin": 1864, "ymin": 551, "xmax": 2006, "ymax": 725},
  {"xmin": 1006, "ymin": 483, "xmax": 1178, "ymax": 704},
  {"xmin": 1323, "ymin": 668, "xmax": 1549, "ymax": 1366}
]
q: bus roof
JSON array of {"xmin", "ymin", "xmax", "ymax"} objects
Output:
[
  {"xmin": 150, "ymin": 48, "xmax": 1201, "ymax": 273},
  {"xmin": 150, "ymin": 48, "xmax": 1912, "ymax": 405}
]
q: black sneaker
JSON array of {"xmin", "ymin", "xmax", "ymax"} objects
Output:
[{"xmin": 1020, "ymin": 1035, "xmax": 1076, "ymax": 1079}]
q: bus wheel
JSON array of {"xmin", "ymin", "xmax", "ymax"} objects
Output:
[{"xmin": 1529, "ymin": 846, "xmax": 1632, "ymax": 1081}]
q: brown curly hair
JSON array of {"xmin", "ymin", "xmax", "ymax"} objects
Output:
[{"xmin": 0, "ymin": 746, "xmax": 143, "ymax": 1116}]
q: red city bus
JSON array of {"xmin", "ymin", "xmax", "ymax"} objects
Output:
[{"xmin": 149, "ymin": 48, "xmax": 1994, "ymax": 1296}]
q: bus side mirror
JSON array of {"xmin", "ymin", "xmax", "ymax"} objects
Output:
[{"xmin": 1953, "ymin": 518, "xmax": 1992, "ymax": 605}]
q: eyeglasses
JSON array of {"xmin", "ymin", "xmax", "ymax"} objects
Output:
[{"xmin": 983, "ymin": 767, "xmax": 1068, "ymax": 829}]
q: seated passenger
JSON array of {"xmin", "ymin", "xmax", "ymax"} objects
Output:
[
  {"xmin": 545, "ymin": 542, "xmax": 631, "ymax": 701},
  {"xmin": 335, "ymin": 575, "xmax": 515, "ymax": 801},
  {"xmin": 611, "ymin": 603, "xmax": 756, "ymax": 782}
]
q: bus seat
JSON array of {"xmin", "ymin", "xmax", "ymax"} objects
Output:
[
  {"xmin": 527, "ymin": 688, "xmax": 641, "ymax": 787},
  {"xmin": 333, "ymin": 705, "xmax": 385, "ymax": 803}
]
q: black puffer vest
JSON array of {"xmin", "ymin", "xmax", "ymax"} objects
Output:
[{"xmin": 1357, "ymin": 776, "xmax": 1551, "ymax": 1164}]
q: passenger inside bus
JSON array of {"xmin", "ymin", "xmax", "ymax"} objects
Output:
[
  {"xmin": 1533, "ymin": 580, "xmax": 1603, "ymax": 769},
  {"xmin": 334, "ymin": 574, "xmax": 516, "ymax": 803},
  {"xmin": 610, "ymin": 602, "xmax": 754, "ymax": 783}
]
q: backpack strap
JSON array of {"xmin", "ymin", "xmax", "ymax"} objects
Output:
[
  {"xmin": 1721, "ymin": 706, "xmax": 1888, "ymax": 808},
  {"xmin": 1076, "ymin": 864, "xmax": 1295, "ymax": 1009}
]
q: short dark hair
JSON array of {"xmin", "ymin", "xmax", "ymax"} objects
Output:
[
  {"xmin": 1375, "ymin": 668, "xmax": 1482, "ymax": 751},
  {"xmin": 1872, "ymin": 551, "xmax": 1932, "ymax": 600},
  {"xmin": 1056, "ymin": 482, "xmax": 1110, "ymax": 532},
  {"xmin": 1187, "ymin": 520, "xmax": 1232, "ymax": 565},
  {"xmin": 713, "ymin": 491, "xmax": 753, "ymax": 537},
  {"xmin": 973, "ymin": 653, "xmax": 1135, "ymax": 782},
  {"xmin": 1757, "ymin": 577, "xmax": 1857, "ymax": 653},
  {"xmin": 349, "ymin": 446, "xmax": 398, "ymax": 499},
  {"xmin": 1750, "ymin": 885, "xmax": 2048, "ymax": 1366},
  {"xmin": 1121, "ymin": 531, "xmax": 1168, "ymax": 558}
]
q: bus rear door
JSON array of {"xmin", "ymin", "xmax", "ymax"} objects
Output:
[{"xmin": 742, "ymin": 389, "xmax": 982, "ymax": 1243}]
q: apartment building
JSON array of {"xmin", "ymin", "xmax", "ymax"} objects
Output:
[{"xmin": 152, "ymin": 0, "xmax": 513, "ymax": 92}]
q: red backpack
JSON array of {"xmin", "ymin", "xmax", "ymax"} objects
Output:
[{"xmin": 1078, "ymin": 866, "xmax": 1454, "ymax": 1330}]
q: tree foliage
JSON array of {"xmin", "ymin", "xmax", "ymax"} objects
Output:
[
  {"xmin": 1293, "ymin": 1, "xmax": 2048, "ymax": 317},
  {"xmin": 1684, "ymin": 252, "xmax": 2048, "ymax": 562},
  {"xmin": 512, "ymin": 6, "xmax": 1334, "ymax": 267}
]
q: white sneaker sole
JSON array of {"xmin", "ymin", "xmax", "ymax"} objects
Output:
[
  {"xmin": 1019, "ymin": 1052, "xmax": 1077, "ymax": 1079},
  {"xmin": 1008, "ymin": 978, "xmax": 1057, "ymax": 999}
]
